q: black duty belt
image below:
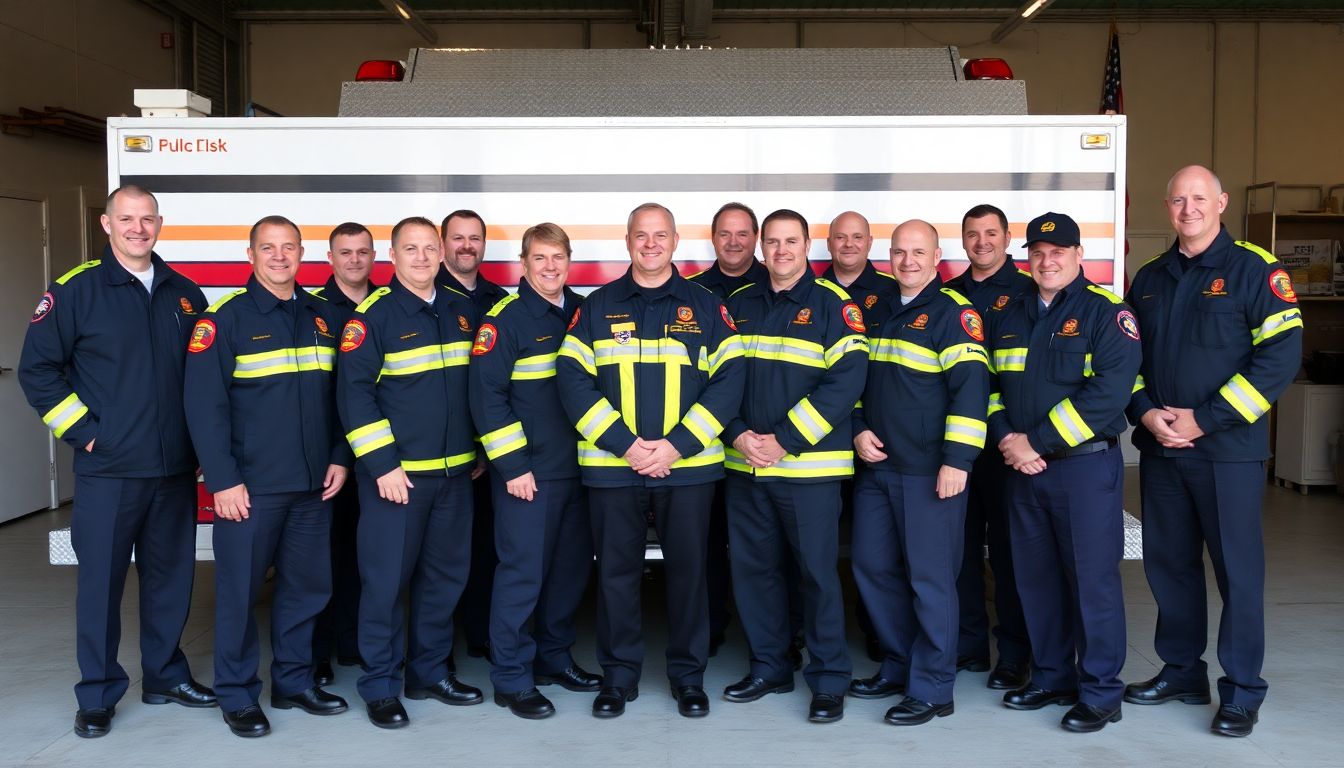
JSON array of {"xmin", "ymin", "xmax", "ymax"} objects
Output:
[{"xmin": 1042, "ymin": 436, "xmax": 1118, "ymax": 461}]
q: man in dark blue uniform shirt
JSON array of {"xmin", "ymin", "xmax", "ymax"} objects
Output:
[
  {"xmin": 943, "ymin": 204, "xmax": 1035, "ymax": 690},
  {"xmin": 310, "ymin": 222, "xmax": 377, "ymax": 685},
  {"xmin": 1123, "ymin": 165, "xmax": 1302, "ymax": 737},
  {"xmin": 19, "ymin": 185, "xmax": 215, "ymax": 738}
]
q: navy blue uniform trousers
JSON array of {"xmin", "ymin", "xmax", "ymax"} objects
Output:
[
  {"xmin": 313, "ymin": 477, "xmax": 361, "ymax": 663},
  {"xmin": 489, "ymin": 475, "xmax": 592, "ymax": 693},
  {"xmin": 1009, "ymin": 447, "xmax": 1126, "ymax": 710},
  {"xmin": 588, "ymin": 483, "xmax": 712, "ymax": 689},
  {"xmin": 725, "ymin": 475, "xmax": 851, "ymax": 697},
  {"xmin": 356, "ymin": 473, "xmax": 472, "ymax": 703},
  {"xmin": 70, "ymin": 472, "xmax": 197, "ymax": 710},
  {"xmin": 213, "ymin": 490, "xmax": 332, "ymax": 711},
  {"xmin": 453, "ymin": 473, "xmax": 495, "ymax": 665},
  {"xmin": 956, "ymin": 455, "xmax": 1031, "ymax": 665},
  {"xmin": 852, "ymin": 470, "xmax": 966, "ymax": 704},
  {"xmin": 1139, "ymin": 454, "xmax": 1268, "ymax": 709}
]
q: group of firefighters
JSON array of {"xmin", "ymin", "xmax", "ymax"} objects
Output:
[{"xmin": 19, "ymin": 163, "xmax": 1300, "ymax": 742}]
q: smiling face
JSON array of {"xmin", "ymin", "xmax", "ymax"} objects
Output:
[
  {"xmin": 523, "ymin": 238, "xmax": 570, "ymax": 303},
  {"xmin": 1165, "ymin": 165, "xmax": 1228, "ymax": 254},
  {"xmin": 625, "ymin": 206, "xmax": 679, "ymax": 284},
  {"xmin": 247, "ymin": 221, "xmax": 303, "ymax": 298},
  {"xmin": 826, "ymin": 211, "xmax": 872, "ymax": 272},
  {"xmin": 1027, "ymin": 241, "xmax": 1084, "ymax": 302},
  {"xmin": 961, "ymin": 213, "xmax": 1011, "ymax": 273},
  {"xmin": 101, "ymin": 191, "xmax": 161, "ymax": 265},
  {"xmin": 391, "ymin": 222, "xmax": 443, "ymax": 295},
  {"xmin": 442, "ymin": 214, "xmax": 486, "ymax": 278},
  {"xmin": 712, "ymin": 208, "xmax": 758, "ymax": 276},
  {"xmin": 889, "ymin": 220, "xmax": 942, "ymax": 296},
  {"xmin": 328, "ymin": 232, "xmax": 375, "ymax": 290},
  {"xmin": 762, "ymin": 217, "xmax": 811, "ymax": 289}
]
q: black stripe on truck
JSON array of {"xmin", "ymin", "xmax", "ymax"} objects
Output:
[{"xmin": 121, "ymin": 172, "xmax": 1115, "ymax": 194}]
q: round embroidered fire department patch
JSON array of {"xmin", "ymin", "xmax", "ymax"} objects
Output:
[
  {"xmin": 179, "ymin": 296, "xmax": 197, "ymax": 315},
  {"xmin": 960, "ymin": 309, "xmax": 985, "ymax": 342},
  {"xmin": 1117, "ymin": 310, "xmax": 1141, "ymax": 341},
  {"xmin": 340, "ymin": 319, "xmax": 367, "ymax": 352},
  {"xmin": 31, "ymin": 292, "xmax": 54, "ymax": 323},
  {"xmin": 188, "ymin": 319, "xmax": 216, "ymax": 353},
  {"xmin": 1268, "ymin": 269, "xmax": 1297, "ymax": 303},
  {"xmin": 314, "ymin": 316, "xmax": 329, "ymax": 334},
  {"xmin": 472, "ymin": 323, "xmax": 498, "ymax": 356},
  {"xmin": 841, "ymin": 303, "xmax": 866, "ymax": 333}
]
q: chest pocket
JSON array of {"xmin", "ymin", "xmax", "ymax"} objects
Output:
[
  {"xmin": 1188, "ymin": 299, "xmax": 1243, "ymax": 349},
  {"xmin": 1047, "ymin": 334, "xmax": 1089, "ymax": 385}
]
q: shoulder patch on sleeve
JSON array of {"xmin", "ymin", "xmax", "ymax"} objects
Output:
[
  {"xmin": 472, "ymin": 323, "xmax": 499, "ymax": 355},
  {"xmin": 841, "ymin": 302, "xmax": 866, "ymax": 333},
  {"xmin": 340, "ymin": 319, "xmax": 368, "ymax": 352},
  {"xmin": 1116, "ymin": 309, "xmax": 1141, "ymax": 341},
  {"xmin": 1086, "ymin": 284, "xmax": 1125, "ymax": 305},
  {"xmin": 485, "ymin": 293, "xmax": 518, "ymax": 318},
  {"xmin": 188, "ymin": 318, "xmax": 217, "ymax": 353},
  {"xmin": 355, "ymin": 287, "xmax": 391, "ymax": 313},
  {"xmin": 1268, "ymin": 269, "xmax": 1298, "ymax": 303},
  {"xmin": 55, "ymin": 260, "xmax": 101, "ymax": 286},
  {"xmin": 939, "ymin": 287, "xmax": 972, "ymax": 307},
  {"xmin": 1235, "ymin": 240, "xmax": 1279, "ymax": 265},
  {"xmin": 205, "ymin": 288, "xmax": 246, "ymax": 314},
  {"xmin": 960, "ymin": 308, "xmax": 985, "ymax": 342},
  {"xmin": 30, "ymin": 291, "xmax": 55, "ymax": 323}
]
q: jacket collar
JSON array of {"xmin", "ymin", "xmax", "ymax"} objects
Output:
[
  {"xmin": 388, "ymin": 275, "xmax": 440, "ymax": 317},
  {"xmin": 517, "ymin": 276, "xmax": 579, "ymax": 318},
  {"xmin": 612, "ymin": 266, "xmax": 696, "ymax": 302},
  {"xmin": 100, "ymin": 246, "xmax": 173, "ymax": 289},
  {"xmin": 321, "ymin": 274, "xmax": 376, "ymax": 308}
]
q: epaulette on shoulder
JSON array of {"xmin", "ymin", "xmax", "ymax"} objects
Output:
[
  {"xmin": 206, "ymin": 288, "xmax": 246, "ymax": 313},
  {"xmin": 1234, "ymin": 240, "xmax": 1279, "ymax": 265},
  {"xmin": 1017, "ymin": 268, "xmax": 1032, "ymax": 278},
  {"xmin": 814, "ymin": 277, "xmax": 852, "ymax": 302},
  {"xmin": 940, "ymin": 287, "xmax": 972, "ymax": 307},
  {"xmin": 685, "ymin": 268, "xmax": 708, "ymax": 281},
  {"xmin": 687, "ymin": 280, "xmax": 715, "ymax": 295},
  {"xmin": 55, "ymin": 260, "xmax": 102, "ymax": 286},
  {"xmin": 485, "ymin": 293, "xmax": 519, "ymax": 318},
  {"xmin": 875, "ymin": 270, "xmax": 896, "ymax": 280},
  {"xmin": 355, "ymin": 286, "xmax": 392, "ymax": 313},
  {"xmin": 309, "ymin": 286, "xmax": 326, "ymax": 297},
  {"xmin": 728, "ymin": 282, "xmax": 756, "ymax": 298},
  {"xmin": 440, "ymin": 284, "xmax": 469, "ymax": 300},
  {"xmin": 1139, "ymin": 250, "xmax": 1167, "ymax": 270},
  {"xmin": 1086, "ymin": 284, "xmax": 1124, "ymax": 304}
]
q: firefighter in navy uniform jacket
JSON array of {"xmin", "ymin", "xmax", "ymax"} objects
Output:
[
  {"xmin": 468, "ymin": 223, "xmax": 603, "ymax": 720},
  {"xmin": 336, "ymin": 217, "xmax": 484, "ymax": 729},
  {"xmin": 720, "ymin": 209, "xmax": 868, "ymax": 724},
  {"xmin": 821, "ymin": 210, "xmax": 898, "ymax": 330},
  {"xmin": 185, "ymin": 216, "xmax": 352, "ymax": 737},
  {"xmin": 942, "ymin": 204, "xmax": 1037, "ymax": 690},
  {"xmin": 1121, "ymin": 165, "xmax": 1303, "ymax": 738},
  {"xmin": 850, "ymin": 220, "xmax": 990, "ymax": 726},
  {"xmin": 18, "ymin": 185, "xmax": 215, "ymax": 738},
  {"xmin": 308, "ymin": 222, "xmax": 378, "ymax": 683},
  {"xmin": 986, "ymin": 212, "xmax": 1140, "ymax": 734},
  {"xmin": 556, "ymin": 203, "xmax": 745, "ymax": 720}
]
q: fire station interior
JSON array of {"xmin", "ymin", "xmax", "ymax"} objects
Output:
[{"xmin": 2, "ymin": 1, "xmax": 1343, "ymax": 765}]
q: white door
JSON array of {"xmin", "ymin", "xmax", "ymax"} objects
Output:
[{"xmin": 0, "ymin": 195, "xmax": 56, "ymax": 523}]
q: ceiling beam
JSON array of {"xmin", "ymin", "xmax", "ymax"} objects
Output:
[
  {"xmin": 991, "ymin": 0, "xmax": 1055, "ymax": 43},
  {"xmin": 377, "ymin": 0, "xmax": 438, "ymax": 44}
]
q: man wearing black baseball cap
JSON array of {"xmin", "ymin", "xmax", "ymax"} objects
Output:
[{"xmin": 984, "ymin": 211, "xmax": 1141, "ymax": 732}]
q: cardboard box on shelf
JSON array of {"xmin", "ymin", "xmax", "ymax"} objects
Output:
[{"xmin": 1276, "ymin": 239, "xmax": 1337, "ymax": 295}]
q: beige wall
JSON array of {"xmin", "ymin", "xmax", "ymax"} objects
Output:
[
  {"xmin": 248, "ymin": 17, "xmax": 1344, "ymax": 266},
  {"xmin": 0, "ymin": 0, "xmax": 175, "ymax": 275}
]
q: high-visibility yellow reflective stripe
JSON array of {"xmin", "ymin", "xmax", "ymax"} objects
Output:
[
  {"xmin": 511, "ymin": 353, "xmax": 558, "ymax": 380},
  {"xmin": 664, "ymin": 356, "xmax": 682, "ymax": 434},
  {"xmin": 1132, "ymin": 374, "xmax": 1145, "ymax": 394},
  {"xmin": 401, "ymin": 451, "xmax": 477, "ymax": 472},
  {"xmin": 870, "ymin": 338, "xmax": 940, "ymax": 373},
  {"xmin": 987, "ymin": 392, "xmax": 1005, "ymax": 416},
  {"xmin": 578, "ymin": 440, "xmax": 724, "ymax": 468},
  {"xmin": 680, "ymin": 402, "xmax": 724, "ymax": 448},
  {"xmin": 619, "ymin": 363, "xmax": 636, "ymax": 431},
  {"xmin": 347, "ymin": 419, "xmax": 394, "ymax": 457},
  {"xmin": 593, "ymin": 338, "xmax": 693, "ymax": 366},
  {"xmin": 1219, "ymin": 373, "xmax": 1271, "ymax": 423},
  {"xmin": 234, "ymin": 346, "xmax": 335, "ymax": 378},
  {"xmin": 558, "ymin": 336, "xmax": 596, "ymax": 375},
  {"xmin": 992, "ymin": 347, "xmax": 1028, "ymax": 373},
  {"xmin": 576, "ymin": 399, "xmax": 620, "ymax": 442},
  {"xmin": 378, "ymin": 342, "xmax": 471, "ymax": 378},
  {"xmin": 1083, "ymin": 353, "xmax": 1094, "ymax": 378},
  {"xmin": 939, "ymin": 343, "xmax": 989, "ymax": 370},
  {"xmin": 1252, "ymin": 308, "xmax": 1303, "ymax": 346},
  {"xmin": 724, "ymin": 448, "xmax": 853, "ymax": 478},
  {"xmin": 43, "ymin": 392, "xmax": 89, "ymax": 438},
  {"xmin": 707, "ymin": 335, "xmax": 746, "ymax": 376},
  {"xmin": 945, "ymin": 415, "xmax": 987, "ymax": 449},
  {"xmin": 824, "ymin": 334, "xmax": 869, "ymax": 367},
  {"xmin": 1048, "ymin": 397, "xmax": 1095, "ymax": 448},
  {"xmin": 481, "ymin": 421, "xmax": 528, "ymax": 460},
  {"xmin": 741, "ymin": 335, "xmax": 827, "ymax": 369},
  {"xmin": 787, "ymin": 397, "xmax": 831, "ymax": 445}
]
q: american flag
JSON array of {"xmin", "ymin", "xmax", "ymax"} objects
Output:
[{"xmin": 1100, "ymin": 22, "xmax": 1123, "ymax": 115}]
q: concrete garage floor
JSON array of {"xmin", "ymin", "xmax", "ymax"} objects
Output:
[{"xmin": 1, "ymin": 468, "xmax": 1341, "ymax": 768}]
